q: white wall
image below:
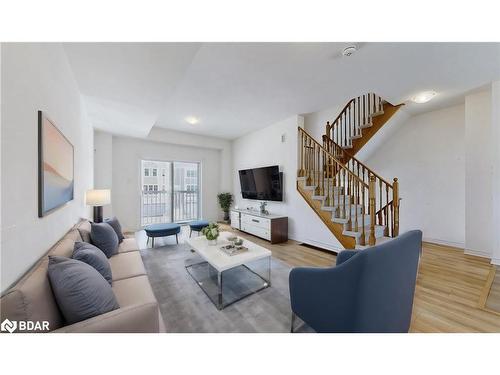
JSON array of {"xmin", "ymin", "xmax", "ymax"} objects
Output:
[
  {"xmin": 98, "ymin": 134, "xmax": 225, "ymax": 231},
  {"xmin": 232, "ymin": 115, "xmax": 343, "ymax": 251},
  {"xmin": 148, "ymin": 127, "xmax": 232, "ymax": 192},
  {"xmin": 359, "ymin": 105, "xmax": 466, "ymax": 247},
  {"xmin": 94, "ymin": 130, "xmax": 113, "ymax": 218},
  {"xmin": 303, "ymin": 104, "xmax": 342, "ymax": 142},
  {"xmin": 1, "ymin": 43, "xmax": 94, "ymax": 292},
  {"xmin": 464, "ymin": 90, "xmax": 493, "ymax": 258},
  {"xmin": 492, "ymin": 81, "xmax": 500, "ymax": 264}
]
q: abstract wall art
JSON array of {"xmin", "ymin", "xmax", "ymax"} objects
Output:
[{"xmin": 38, "ymin": 111, "xmax": 74, "ymax": 217}]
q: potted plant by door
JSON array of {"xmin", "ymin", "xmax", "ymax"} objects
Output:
[
  {"xmin": 217, "ymin": 192, "xmax": 233, "ymax": 223},
  {"xmin": 202, "ymin": 222, "xmax": 220, "ymax": 245}
]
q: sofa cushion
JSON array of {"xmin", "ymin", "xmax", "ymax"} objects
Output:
[
  {"xmin": 108, "ymin": 251, "xmax": 146, "ymax": 281},
  {"xmin": 0, "ymin": 258, "xmax": 64, "ymax": 332},
  {"xmin": 90, "ymin": 222, "xmax": 119, "ymax": 258},
  {"xmin": 104, "ymin": 217, "xmax": 125, "ymax": 243},
  {"xmin": 48, "ymin": 229, "xmax": 82, "ymax": 258},
  {"xmin": 112, "ymin": 275, "xmax": 156, "ymax": 308},
  {"xmin": 48, "ymin": 256, "xmax": 119, "ymax": 325},
  {"xmin": 75, "ymin": 220, "xmax": 92, "ymax": 243},
  {"xmin": 118, "ymin": 237, "xmax": 139, "ymax": 253},
  {"xmin": 73, "ymin": 242, "xmax": 113, "ymax": 285}
]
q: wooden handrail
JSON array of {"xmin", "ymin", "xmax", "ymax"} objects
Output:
[
  {"xmin": 326, "ymin": 93, "xmax": 385, "ymax": 148},
  {"xmin": 326, "ymin": 98, "xmax": 355, "ymax": 134},
  {"xmin": 299, "ymin": 127, "xmax": 369, "ymax": 188},
  {"xmin": 322, "ymin": 135, "xmax": 393, "ymax": 188}
]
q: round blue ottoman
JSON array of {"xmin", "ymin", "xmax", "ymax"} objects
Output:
[
  {"xmin": 188, "ymin": 220, "xmax": 209, "ymax": 237},
  {"xmin": 145, "ymin": 223, "xmax": 181, "ymax": 247}
]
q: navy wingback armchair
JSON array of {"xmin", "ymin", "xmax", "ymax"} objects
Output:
[{"xmin": 289, "ymin": 230, "xmax": 422, "ymax": 333}]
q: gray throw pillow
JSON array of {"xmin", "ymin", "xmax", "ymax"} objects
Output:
[
  {"xmin": 104, "ymin": 217, "xmax": 125, "ymax": 243},
  {"xmin": 73, "ymin": 242, "xmax": 113, "ymax": 285},
  {"xmin": 90, "ymin": 222, "xmax": 119, "ymax": 258},
  {"xmin": 48, "ymin": 256, "xmax": 119, "ymax": 325}
]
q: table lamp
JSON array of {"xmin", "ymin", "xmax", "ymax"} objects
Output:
[{"xmin": 86, "ymin": 189, "xmax": 111, "ymax": 223}]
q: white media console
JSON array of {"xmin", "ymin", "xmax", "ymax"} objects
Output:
[{"xmin": 230, "ymin": 209, "xmax": 288, "ymax": 244}]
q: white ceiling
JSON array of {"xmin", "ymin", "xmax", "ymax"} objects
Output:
[{"xmin": 64, "ymin": 43, "xmax": 500, "ymax": 139}]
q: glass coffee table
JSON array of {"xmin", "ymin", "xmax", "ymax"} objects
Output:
[{"xmin": 185, "ymin": 231, "xmax": 272, "ymax": 310}]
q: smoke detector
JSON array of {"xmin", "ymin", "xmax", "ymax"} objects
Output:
[{"xmin": 342, "ymin": 45, "xmax": 358, "ymax": 57}]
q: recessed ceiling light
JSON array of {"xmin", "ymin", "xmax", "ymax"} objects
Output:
[
  {"xmin": 185, "ymin": 116, "xmax": 199, "ymax": 125},
  {"xmin": 411, "ymin": 91, "xmax": 437, "ymax": 104}
]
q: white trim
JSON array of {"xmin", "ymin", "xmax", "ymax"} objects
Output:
[
  {"xmin": 423, "ymin": 237, "xmax": 464, "ymax": 249},
  {"xmin": 491, "ymin": 257, "xmax": 500, "ymax": 266},
  {"xmin": 288, "ymin": 234, "xmax": 342, "ymax": 254},
  {"xmin": 139, "ymin": 158, "xmax": 202, "ymax": 227},
  {"xmin": 464, "ymin": 248, "xmax": 492, "ymax": 259}
]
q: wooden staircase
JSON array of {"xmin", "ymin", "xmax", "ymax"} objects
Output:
[{"xmin": 297, "ymin": 93, "xmax": 402, "ymax": 249}]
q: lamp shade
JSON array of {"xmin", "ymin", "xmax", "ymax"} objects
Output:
[{"xmin": 86, "ymin": 189, "xmax": 111, "ymax": 206}]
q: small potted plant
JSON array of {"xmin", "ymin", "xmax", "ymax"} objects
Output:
[
  {"xmin": 217, "ymin": 192, "xmax": 233, "ymax": 222},
  {"xmin": 201, "ymin": 222, "xmax": 220, "ymax": 245}
]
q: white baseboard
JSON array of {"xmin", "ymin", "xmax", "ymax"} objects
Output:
[
  {"xmin": 288, "ymin": 235, "xmax": 342, "ymax": 253},
  {"xmin": 491, "ymin": 257, "xmax": 500, "ymax": 266},
  {"xmin": 464, "ymin": 248, "xmax": 492, "ymax": 259},
  {"xmin": 423, "ymin": 237, "xmax": 465, "ymax": 249}
]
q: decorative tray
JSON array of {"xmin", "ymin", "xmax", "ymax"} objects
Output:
[{"xmin": 219, "ymin": 244, "xmax": 248, "ymax": 256}]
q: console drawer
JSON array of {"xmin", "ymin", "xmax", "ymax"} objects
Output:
[
  {"xmin": 241, "ymin": 214, "xmax": 271, "ymax": 230},
  {"xmin": 241, "ymin": 223, "xmax": 271, "ymax": 241}
]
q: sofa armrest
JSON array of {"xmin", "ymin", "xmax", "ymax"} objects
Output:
[
  {"xmin": 336, "ymin": 250, "xmax": 359, "ymax": 266},
  {"xmin": 52, "ymin": 302, "xmax": 160, "ymax": 333}
]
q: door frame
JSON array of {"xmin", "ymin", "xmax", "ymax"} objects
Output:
[{"xmin": 139, "ymin": 158, "xmax": 202, "ymax": 227}]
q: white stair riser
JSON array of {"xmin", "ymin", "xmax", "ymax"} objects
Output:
[
  {"xmin": 343, "ymin": 226, "xmax": 386, "ymax": 241},
  {"xmin": 323, "ymin": 204, "xmax": 363, "ymax": 215},
  {"xmin": 332, "ymin": 214, "xmax": 372, "ymax": 227}
]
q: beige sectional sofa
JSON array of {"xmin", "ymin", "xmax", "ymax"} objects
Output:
[{"xmin": 0, "ymin": 219, "xmax": 165, "ymax": 333}]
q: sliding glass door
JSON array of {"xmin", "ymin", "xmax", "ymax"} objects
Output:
[{"xmin": 141, "ymin": 160, "xmax": 200, "ymax": 226}]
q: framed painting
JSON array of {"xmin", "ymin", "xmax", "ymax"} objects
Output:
[{"xmin": 38, "ymin": 111, "xmax": 74, "ymax": 217}]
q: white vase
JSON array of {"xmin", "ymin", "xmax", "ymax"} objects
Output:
[{"xmin": 208, "ymin": 239, "xmax": 217, "ymax": 246}]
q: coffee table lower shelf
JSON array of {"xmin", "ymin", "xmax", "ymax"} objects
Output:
[{"xmin": 185, "ymin": 256, "xmax": 271, "ymax": 310}]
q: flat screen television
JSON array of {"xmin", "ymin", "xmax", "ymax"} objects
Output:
[{"xmin": 239, "ymin": 165, "xmax": 283, "ymax": 201}]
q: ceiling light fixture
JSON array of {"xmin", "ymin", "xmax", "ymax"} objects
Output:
[
  {"xmin": 411, "ymin": 91, "xmax": 437, "ymax": 104},
  {"xmin": 185, "ymin": 116, "xmax": 199, "ymax": 125}
]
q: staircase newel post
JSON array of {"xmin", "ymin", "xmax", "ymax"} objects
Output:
[
  {"xmin": 368, "ymin": 175, "xmax": 376, "ymax": 246},
  {"xmin": 393, "ymin": 177, "xmax": 400, "ymax": 237},
  {"xmin": 298, "ymin": 128, "xmax": 304, "ymax": 177},
  {"xmin": 346, "ymin": 173, "xmax": 352, "ymax": 231}
]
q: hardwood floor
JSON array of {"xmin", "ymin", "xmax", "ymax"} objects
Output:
[
  {"xmin": 221, "ymin": 224, "xmax": 500, "ymax": 332},
  {"xmin": 484, "ymin": 267, "xmax": 500, "ymax": 313}
]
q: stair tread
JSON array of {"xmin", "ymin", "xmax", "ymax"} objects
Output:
[
  {"xmin": 371, "ymin": 110, "xmax": 385, "ymax": 117},
  {"xmin": 355, "ymin": 236, "xmax": 393, "ymax": 250},
  {"xmin": 343, "ymin": 225, "xmax": 386, "ymax": 238},
  {"xmin": 332, "ymin": 214, "xmax": 370, "ymax": 224},
  {"xmin": 311, "ymin": 195, "xmax": 326, "ymax": 200}
]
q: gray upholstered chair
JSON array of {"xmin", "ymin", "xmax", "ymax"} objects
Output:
[{"xmin": 289, "ymin": 230, "xmax": 422, "ymax": 333}]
